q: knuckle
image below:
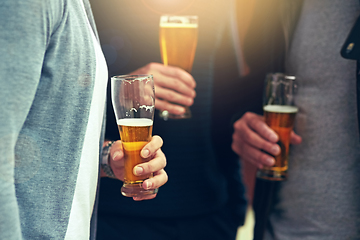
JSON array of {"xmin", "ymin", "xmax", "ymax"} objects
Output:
[
  {"xmin": 259, "ymin": 140, "xmax": 269, "ymax": 151},
  {"xmin": 192, "ymin": 91, "xmax": 196, "ymax": 98},
  {"xmin": 232, "ymin": 139, "xmax": 244, "ymax": 156},
  {"xmin": 242, "ymin": 129, "xmax": 253, "ymax": 142},
  {"xmin": 161, "ymin": 155, "xmax": 167, "ymax": 168},
  {"xmin": 231, "ymin": 142, "xmax": 238, "ymax": 154},
  {"xmin": 244, "ymin": 112, "xmax": 253, "ymax": 119},
  {"xmin": 153, "ymin": 135, "xmax": 163, "ymax": 146},
  {"xmin": 142, "ymin": 163, "xmax": 153, "ymax": 173},
  {"xmin": 232, "ymin": 133, "xmax": 241, "ymax": 145},
  {"xmin": 162, "ymin": 170, "xmax": 169, "ymax": 183},
  {"xmin": 147, "ymin": 62, "xmax": 157, "ymax": 70},
  {"xmin": 164, "ymin": 90, "xmax": 176, "ymax": 102},
  {"xmin": 187, "ymin": 97, "xmax": 194, "ymax": 106},
  {"xmin": 155, "ymin": 101, "xmax": 167, "ymax": 111},
  {"xmin": 253, "ymin": 119, "xmax": 262, "ymax": 129},
  {"xmin": 260, "ymin": 153, "xmax": 271, "ymax": 164},
  {"xmin": 167, "ymin": 78, "xmax": 177, "ymax": 88},
  {"xmin": 173, "ymin": 78, "xmax": 181, "ymax": 87},
  {"xmin": 233, "ymin": 120, "xmax": 243, "ymax": 131},
  {"xmin": 173, "ymin": 68, "xmax": 183, "ymax": 78}
]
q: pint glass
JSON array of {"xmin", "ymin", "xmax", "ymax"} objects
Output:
[
  {"xmin": 257, "ymin": 73, "xmax": 298, "ymax": 181},
  {"xmin": 159, "ymin": 15, "xmax": 198, "ymax": 120},
  {"xmin": 111, "ymin": 75, "xmax": 157, "ymax": 197}
]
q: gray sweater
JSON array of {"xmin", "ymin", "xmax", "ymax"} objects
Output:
[
  {"xmin": 0, "ymin": 0, "xmax": 105, "ymax": 239},
  {"xmin": 266, "ymin": 0, "xmax": 360, "ymax": 239}
]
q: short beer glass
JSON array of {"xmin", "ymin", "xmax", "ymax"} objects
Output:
[
  {"xmin": 159, "ymin": 15, "xmax": 198, "ymax": 120},
  {"xmin": 257, "ymin": 73, "xmax": 298, "ymax": 181},
  {"xmin": 111, "ymin": 75, "xmax": 157, "ymax": 197}
]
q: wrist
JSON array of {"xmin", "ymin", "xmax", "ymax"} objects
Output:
[{"xmin": 101, "ymin": 141, "xmax": 116, "ymax": 178}]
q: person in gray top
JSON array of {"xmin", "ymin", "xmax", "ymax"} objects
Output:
[
  {"xmin": 232, "ymin": 0, "xmax": 360, "ymax": 239},
  {"xmin": 0, "ymin": 0, "xmax": 168, "ymax": 239}
]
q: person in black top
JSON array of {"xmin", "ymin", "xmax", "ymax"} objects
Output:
[{"xmin": 90, "ymin": 0, "xmax": 247, "ymax": 239}]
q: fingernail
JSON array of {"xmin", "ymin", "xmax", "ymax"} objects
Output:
[
  {"xmin": 145, "ymin": 181, "xmax": 153, "ymax": 190},
  {"xmin": 175, "ymin": 106, "xmax": 185, "ymax": 113},
  {"xmin": 142, "ymin": 149, "xmax": 150, "ymax": 158},
  {"xmin": 112, "ymin": 151, "xmax": 121, "ymax": 161},
  {"xmin": 271, "ymin": 145, "xmax": 281, "ymax": 155},
  {"xmin": 270, "ymin": 134, "xmax": 278, "ymax": 142},
  {"xmin": 134, "ymin": 166, "xmax": 144, "ymax": 175},
  {"xmin": 266, "ymin": 157, "xmax": 275, "ymax": 166}
]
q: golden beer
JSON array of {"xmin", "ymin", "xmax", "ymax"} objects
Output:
[
  {"xmin": 260, "ymin": 105, "xmax": 298, "ymax": 180},
  {"xmin": 117, "ymin": 118, "xmax": 154, "ymax": 196},
  {"xmin": 159, "ymin": 18, "xmax": 198, "ymax": 72}
]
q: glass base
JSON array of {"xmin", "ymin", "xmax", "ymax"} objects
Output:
[
  {"xmin": 121, "ymin": 182, "xmax": 158, "ymax": 197},
  {"xmin": 159, "ymin": 107, "xmax": 191, "ymax": 120},
  {"xmin": 256, "ymin": 169, "xmax": 287, "ymax": 181}
]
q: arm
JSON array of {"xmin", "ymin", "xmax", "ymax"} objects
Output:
[{"xmin": 0, "ymin": 1, "xmax": 52, "ymax": 239}]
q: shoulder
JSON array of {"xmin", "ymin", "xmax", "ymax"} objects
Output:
[{"xmin": 0, "ymin": 0, "xmax": 69, "ymax": 37}]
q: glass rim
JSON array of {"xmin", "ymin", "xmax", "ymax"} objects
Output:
[
  {"xmin": 111, "ymin": 74, "xmax": 153, "ymax": 81},
  {"xmin": 160, "ymin": 14, "xmax": 198, "ymax": 18},
  {"xmin": 267, "ymin": 72, "xmax": 296, "ymax": 81}
]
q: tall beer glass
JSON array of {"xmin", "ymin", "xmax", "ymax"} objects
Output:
[
  {"xmin": 257, "ymin": 73, "xmax": 298, "ymax": 181},
  {"xmin": 159, "ymin": 15, "xmax": 198, "ymax": 120},
  {"xmin": 111, "ymin": 75, "xmax": 157, "ymax": 197}
]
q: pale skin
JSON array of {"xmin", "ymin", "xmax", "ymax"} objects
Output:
[
  {"xmin": 100, "ymin": 135, "xmax": 168, "ymax": 201},
  {"xmin": 130, "ymin": 62, "xmax": 197, "ymax": 115},
  {"xmin": 232, "ymin": 112, "xmax": 302, "ymax": 169}
]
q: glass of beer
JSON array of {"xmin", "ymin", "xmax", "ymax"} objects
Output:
[
  {"xmin": 111, "ymin": 74, "xmax": 157, "ymax": 197},
  {"xmin": 159, "ymin": 15, "xmax": 198, "ymax": 120},
  {"xmin": 257, "ymin": 73, "xmax": 298, "ymax": 181}
]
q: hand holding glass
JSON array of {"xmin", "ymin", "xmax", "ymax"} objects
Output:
[
  {"xmin": 159, "ymin": 15, "xmax": 198, "ymax": 120},
  {"xmin": 111, "ymin": 75, "xmax": 157, "ymax": 197},
  {"xmin": 257, "ymin": 73, "xmax": 298, "ymax": 181}
]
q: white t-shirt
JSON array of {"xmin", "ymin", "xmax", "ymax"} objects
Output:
[{"xmin": 65, "ymin": 1, "xmax": 108, "ymax": 239}]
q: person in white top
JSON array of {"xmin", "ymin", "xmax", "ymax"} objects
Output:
[{"xmin": 0, "ymin": 0, "xmax": 168, "ymax": 239}]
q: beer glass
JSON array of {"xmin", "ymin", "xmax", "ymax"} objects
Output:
[
  {"xmin": 111, "ymin": 75, "xmax": 157, "ymax": 197},
  {"xmin": 257, "ymin": 73, "xmax": 298, "ymax": 181},
  {"xmin": 159, "ymin": 15, "xmax": 198, "ymax": 120}
]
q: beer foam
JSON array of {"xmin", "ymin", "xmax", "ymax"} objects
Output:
[
  {"xmin": 263, "ymin": 105, "xmax": 298, "ymax": 113},
  {"xmin": 117, "ymin": 118, "xmax": 153, "ymax": 127},
  {"xmin": 160, "ymin": 23, "xmax": 198, "ymax": 28},
  {"xmin": 160, "ymin": 16, "xmax": 197, "ymax": 28}
]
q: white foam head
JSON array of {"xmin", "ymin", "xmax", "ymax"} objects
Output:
[
  {"xmin": 117, "ymin": 118, "xmax": 153, "ymax": 127},
  {"xmin": 263, "ymin": 105, "xmax": 298, "ymax": 113},
  {"xmin": 160, "ymin": 15, "xmax": 198, "ymax": 28}
]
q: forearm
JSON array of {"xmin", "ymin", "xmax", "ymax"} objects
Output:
[{"xmin": 100, "ymin": 140, "xmax": 117, "ymax": 179}]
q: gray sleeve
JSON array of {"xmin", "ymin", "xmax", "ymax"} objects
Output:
[{"xmin": 0, "ymin": 0, "xmax": 53, "ymax": 239}]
